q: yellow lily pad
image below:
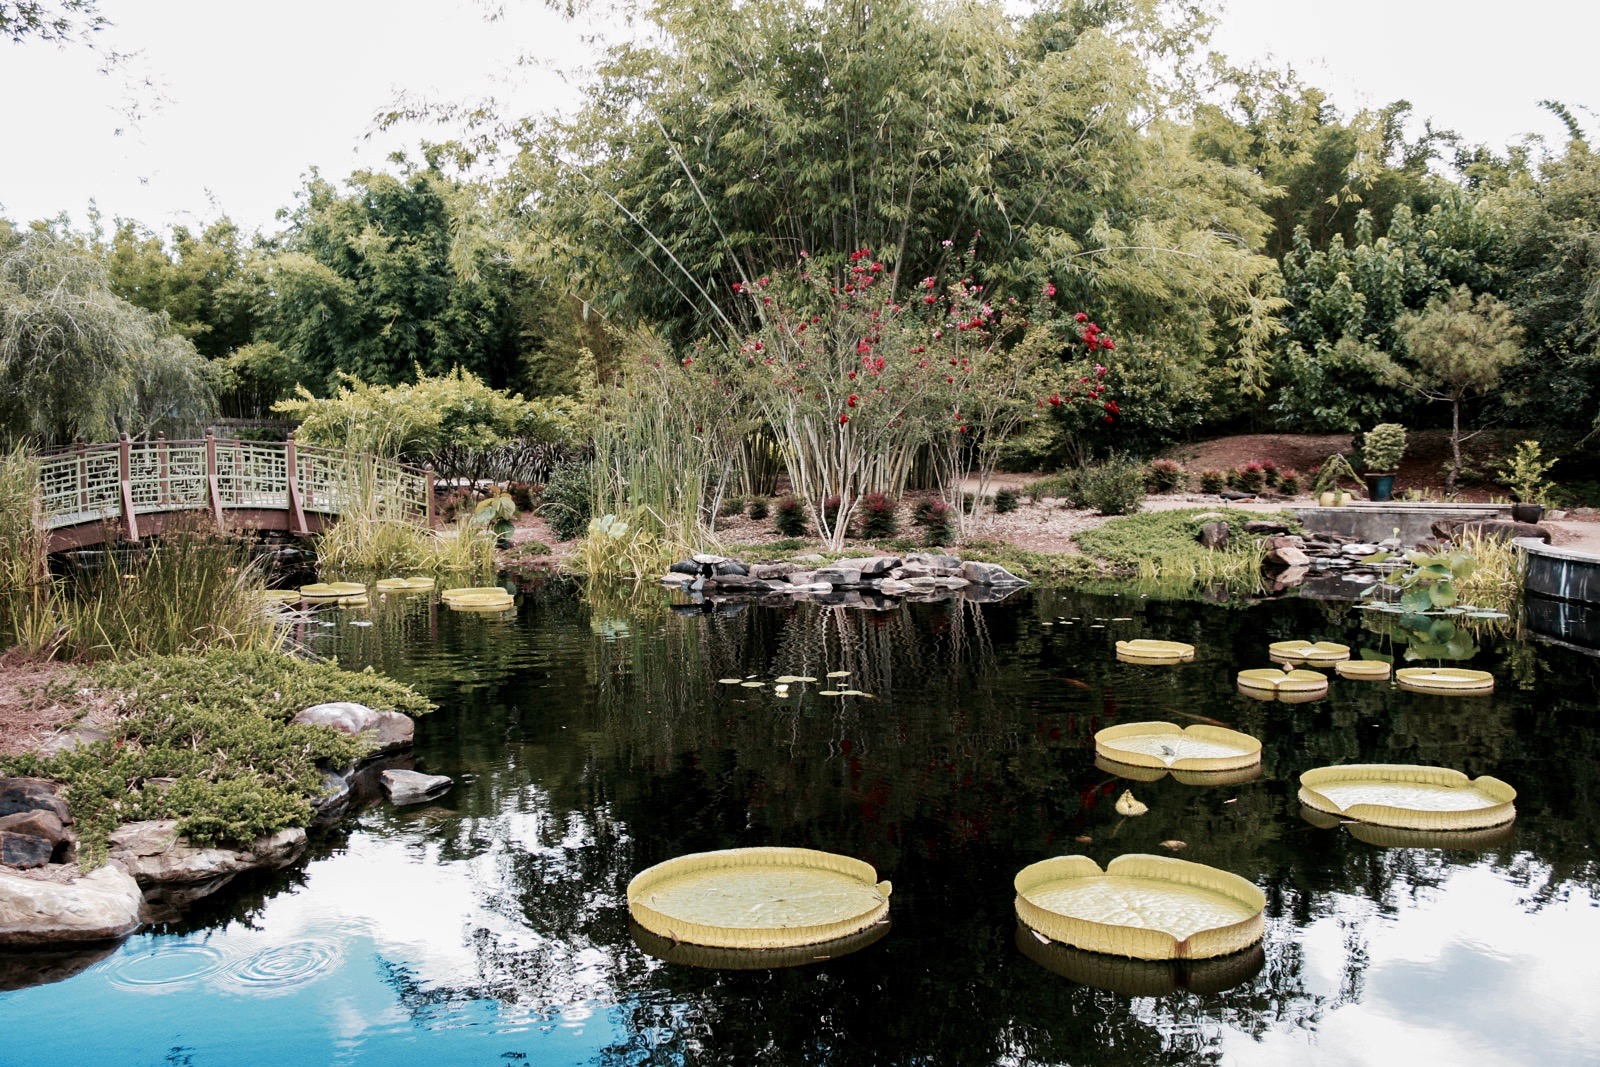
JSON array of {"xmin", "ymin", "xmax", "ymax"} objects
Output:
[
  {"xmin": 299, "ymin": 581, "xmax": 367, "ymax": 599},
  {"xmin": 1094, "ymin": 722, "xmax": 1261, "ymax": 773},
  {"xmin": 1299, "ymin": 764, "xmax": 1516, "ymax": 830},
  {"xmin": 1114, "ymin": 639, "xmax": 1196, "ymax": 665},
  {"xmin": 376, "ymin": 576, "xmax": 436, "ymax": 592},
  {"xmin": 1016, "ymin": 925, "xmax": 1265, "ymax": 995},
  {"xmin": 1236, "ymin": 668, "xmax": 1328, "ymax": 701},
  {"xmin": 628, "ymin": 847, "xmax": 892, "ymax": 949},
  {"xmin": 1268, "ymin": 640, "xmax": 1350, "ymax": 666},
  {"xmin": 440, "ymin": 585, "xmax": 511, "ymax": 602},
  {"xmin": 826, "ymin": 671, "xmax": 851, "ymax": 678},
  {"xmin": 261, "ymin": 589, "xmax": 301, "ymax": 605},
  {"xmin": 1014, "ymin": 854, "xmax": 1265, "ymax": 961},
  {"xmin": 1395, "ymin": 667, "xmax": 1494, "ymax": 695},
  {"xmin": 1335, "ymin": 660, "xmax": 1392, "ymax": 681}
]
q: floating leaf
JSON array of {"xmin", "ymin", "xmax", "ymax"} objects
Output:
[
  {"xmin": 826, "ymin": 671, "xmax": 850, "ymax": 678},
  {"xmin": 718, "ymin": 678, "xmax": 743, "ymax": 684}
]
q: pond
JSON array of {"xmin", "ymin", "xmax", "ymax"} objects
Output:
[{"xmin": 5, "ymin": 580, "xmax": 1599, "ymax": 1066}]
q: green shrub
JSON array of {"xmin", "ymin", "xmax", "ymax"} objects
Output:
[
  {"xmin": 994, "ymin": 488, "xmax": 1020, "ymax": 514},
  {"xmin": 1260, "ymin": 460, "xmax": 1280, "ymax": 488},
  {"xmin": 1362, "ymin": 423, "xmax": 1408, "ymax": 473},
  {"xmin": 1146, "ymin": 459, "xmax": 1186, "ymax": 493},
  {"xmin": 1198, "ymin": 469, "xmax": 1227, "ymax": 494},
  {"xmin": 1277, "ymin": 468, "xmax": 1302, "ymax": 496},
  {"xmin": 911, "ymin": 496, "xmax": 941, "ymax": 525},
  {"xmin": 718, "ymin": 494, "xmax": 745, "ymax": 518},
  {"xmin": 539, "ymin": 460, "xmax": 593, "ymax": 542},
  {"xmin": 746, "ymin": 497, "xmax": 770, "ymax": 521},
  {"xmin": 920, "ymin": 498, "xmax": 954, "ymax": 545},
  {"xmin": 773, "ymin": 495, "xmax": 807, "ymax": 537},
  {"xmin": 1073, "ymin": 455, "xmax": 1147, "ymax": 515},
  {"xmin": 856, "ymin": 492, "xmax": 899, "ymax": 538},
  {"xmin": 1236, "ymin": 462, "xmax": 1266, "ymax": 493}
]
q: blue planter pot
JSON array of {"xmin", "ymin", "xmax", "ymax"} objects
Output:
[{"xmin": 1363, "ymin": 474, "xmax": 1396, "ymax": 502}]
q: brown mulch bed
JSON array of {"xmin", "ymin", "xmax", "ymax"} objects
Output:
[{"xmin": 0, "ymin": 653, "xmax": 116, "ymax": 758}]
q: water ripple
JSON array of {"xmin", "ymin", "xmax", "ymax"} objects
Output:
[
  {"xmin": 104, "ymin": 942, "xmax": 228, "ymax": 991},
  {"xmin": 212, "ymin": 937, "xmax": 345, "ymax": 997}
]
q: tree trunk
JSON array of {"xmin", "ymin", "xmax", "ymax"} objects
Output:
[{"xmin": 1447, "ymin": 395, "xmax": 1462, "ymax": 492}]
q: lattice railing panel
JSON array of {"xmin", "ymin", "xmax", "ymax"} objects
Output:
[{"xmin": 38, "ymin": 438, "xmax": 429, "ymax": 533}]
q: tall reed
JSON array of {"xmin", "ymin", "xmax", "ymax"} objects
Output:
[
  {"xmin": 312, "ymin": 456, "xmax": 495, "ymax": 578},
  {"xmin": 56, "ymin": 520, "xmax": 282, "ymax": 661},
  {"xmin": 0, "ymin": 445, "xmax": 61, "ymax": 654}
]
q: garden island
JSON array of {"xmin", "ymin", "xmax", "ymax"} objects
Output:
[{"xmin": 2, "ymin": 1, "xmax": 1598, "ymax": 1063}]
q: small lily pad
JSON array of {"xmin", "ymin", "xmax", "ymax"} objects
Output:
[{"xmin": 826, "ymin": 671, "xmax": 851, "ymax": 678}]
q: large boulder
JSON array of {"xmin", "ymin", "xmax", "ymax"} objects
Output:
[
  {"xmin": 381, "ymin": 770, "xmax": 453, "ymax": 806},
  {"xmin": 106, "ymin": 820, "xmax": 307, "ymax": 885},
  {"xmin": 748, "ymin": 562, "xmax": 803, "ymax": 580},
  {"xmin": 0, "ymin": 779, "xmax": 72, "ymax": 825},
  {"xmin": 906, "ymin": 552, "xmax": 963, "ymax": 571},
  {"xmin": 0, "ymin": 864, "xmax": 142, "ymax": 946},
  {"xmin": 290, "ymin": 701, "xmax": 413, "ymax": 756},
  {"xmin": 0, "ymin": 810, "xmax": 68, "ymax": 849},
  {"xmin": 0, "ymin": 832, "xmax": 53, "ymax": 869},
  {"xmin": 1196, "ymin": 522, "xmax": 1230, "ymax": 549},
  {"xmin": 833, "ymin": 556, "xmax": 902, "ymax": 579},
  {"xmin": 1432, "ymin": 518, "xmax": 1552, "ymax": 544},
  {"xmin": 1264, "ymin": 545, "xmax": 1311, "ymax": 570},
  {"xmin": 960, "ymin": 561, "xmax": 1028, "ymax": 586}
]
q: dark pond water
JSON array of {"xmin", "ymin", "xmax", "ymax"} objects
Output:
[{"xmin": 5, "ymin": 580, "xmax": 1600, "ymax": 1066}]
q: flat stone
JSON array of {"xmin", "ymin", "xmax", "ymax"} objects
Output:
[
  {"xmin": 1262, "ymin": 534, "xmax": 1305, "ymax": 552},
  {"xmin": 813, "ymin": 566, "xmax": 865, "ymax": 587},
  {"xmin": 906, "ymin": 552, "xmax": 962, "ymax": 570},
  {"xmin": 700, "ymin": 574, "xmax": 775, "ymax": 593},
  {"xmin": 381, "ymin": 770, "xmax": 453, "ymax": 805},
  {"xmin": 0, "ymin": 864, "xmax": 143, "ymax": 946},
  {"xmin": 833, "ymin": 556, "xmax": 902, "ymax": 578},
  {"xmin": 1197, "ymin": 521, "xmax": 1230, "ymax": 549},
  {"xmin": 1244, "ymin": 521, "xmax": 1292, "ymax": 535},
  {"xmin": 960, "ymin": 561, "xmax": 1027, "ymax": 586},
  {"xmin": 1434, "ymin": 519, "xmax": 1551, "ymax": 544},
  {"xmin": 710, "ymin": 560, "xmax": 750, "ymax": 577},
  {"xmin": 747, "ymin": 562, "xmax": 803, "ymax": 580},
  {"xmin": 878, "ymin": 579, "xmax": 916, "ymax": 595},
  {"xmin": 1265, "ymin": 546, "xmax": 1311, "ymax": 569},
  {"xmin": 0, "ymin": 832, "xmax": 53, "ymax": 869},
  {"xmin": 660, "ymin": 572, "xmax": 694, "ymax": 587},
  {"xmin": 0, "ymin": 810, "xmax": 67, "ymax": 847},
  {"xmin": 0, "ymin": 780, "xmax": 71, "ymax": 826},
  {"xmin": 290, "ymin": 701, "xmax": 414, "ymax": 756},
  {"xmin": 908, "ymin": 576, "xmax": 968, "ymax": 588},
  {"xmin": 107, "ymin": 820, "xmax": 307, "ymax": 885},
  {"xmin": 1343, "ymin": 543, "xmax": 1381, "ymax": 556}
]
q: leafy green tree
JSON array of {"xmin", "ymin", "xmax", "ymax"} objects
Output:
[
  {"xmin": 103, "ymin": 217, "xmax": 260, "ymax": 360},
  {"xmin": 0, "ymin": 224, "xmax": 213, "ymax": 444},
  {"xmin": 259, "ymin": 159, "xmax": 564, "ymax": 395},
  {"xmin": 513, "ymin": 0, "xmax": 1283, "ymax": 421},
  {"xmin": 1395, "ymin": 286, "xmax": 1523, "ymax": 488},
  {"xmin": 0, "ymin": 0, "xmax": 104, "ymax": 44}
]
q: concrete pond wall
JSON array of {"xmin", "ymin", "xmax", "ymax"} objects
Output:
[{"xmin": 1292, "ymin": 502, "xmax": 1510, "ymax": 546}]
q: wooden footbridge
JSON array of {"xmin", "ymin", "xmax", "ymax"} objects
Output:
[{"xmin": 38, "ymin": 432, "xmax": 435, "ymax": 552}]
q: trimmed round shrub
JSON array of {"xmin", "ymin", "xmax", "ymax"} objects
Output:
[
  {"xmin": 1276, "ymin": 469, "xmax": 1302, "ymax": 496},
  {"xmin": 747, "ymin": 497, "xmax": 769, "ymax": 521},
  {"xmin": 856, "ymin": 492, "xmax": 899, "ymax": 538},
  {"xmin": 1074, "ymin": 456, "xmax": 1146, "ymax": 516},
  {"xmin": 773, "ymin": 495, "xmax": 807, "ymax": 537},
  {"xmin": 920, "ymin": 498, "xmax": 954, "ymax": 545},
  {"xmin": 1198, "ymin": 469, "xmax": 1227, "ymax": 494},
  {"xmin": 994, "ymin": 488, "xmax": 1020, "ymax": 514},
  {"xmin": 1236, "ymin": 462, "xmax": 1266, "ymax": 493},
  {"xmin": 538, "ymin": 461, "xmax": 592, "ymax": 542},
  {"xmin": 1146, "ymin": 458, "xmax": 1186, "ymax": 493}
]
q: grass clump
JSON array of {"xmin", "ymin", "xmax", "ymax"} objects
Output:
[
  {"xmin": 0, "ymin": 649, "xmax": 434, "ymax": 865},
  {"xmin": 773, "ymin": 495, "xmax": 807, "ymax": 537},
  {"xmin": 1074, "ymin": 508, "xmax": 1275, "ymax": 585}
]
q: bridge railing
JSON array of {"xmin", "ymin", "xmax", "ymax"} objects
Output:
[{"xmin": 37, "ymin": 432, "xmax": 433, "ymax": 541}]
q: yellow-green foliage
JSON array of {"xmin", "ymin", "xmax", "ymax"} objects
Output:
[
  {"xmin": 0, "ymin": 445, "xmax": 60, "ymax": 653},
  {"xmin": 1074, "ymin": 508, "xmax": 1274, "ymax": 587},
  {"xmin": 0, "ymin": 649, "xmax": 434, "ymax": 863},
  {"xmin": 276, "ymin": 367, "xmax": 572, "ymax": 460},
  {"xmin": 576, "ymin": 511, "xmax": 674, "ymax": 581}
]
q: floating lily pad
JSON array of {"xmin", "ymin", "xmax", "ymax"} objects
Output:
[
  {"xmin": 440, "ymin": 586, "xmax": 511, "ymax": 602},
  {"xmin": 718, "ymin": 678, "xmax": 744, "ymax": 685},
  {"xmin": 1013, "ymin": 854, "xmax": 1265, "ymax": 961},
  {"xmin": 1298, "ymin": 764, "xmax": 1516, "ymax": 830},
  {"xmin": 1335, "ymin": 660, "xmax": 1392, "ymax": 681},
  {"xmin": 443, "ymin": 591, "xmax": 515, "ymax": 612},
  {"xmin": 375, "ymin": 576, "xmax": 436, "ymax": 593},
  {"xmin": 299, "ymin": 581, "xmax": 367, "ymax": 599},
  {"xmin": 825, "ymin": 671, "xmax": 851, "ymax": 678},
  {"xmin": 774, "ymin": 675, "xmax": 817, "ymax": 684},
  {"xmin": 1268, "ymin": 640, "xmax": 1350, "ymax": 666},
  {"xmin": 627, "ymin": 847, "xmax": 892, "ymax": 949},
  {"xmin": 740, "ymin": 681, "xmax": 765, "ymax": 688},
  {"xmin": 1114, "ymin": 639, "xmax": 1196, "ymax": 665},
  {"xmin": 1236, "ymin": 668, "xmax": 1328, "ymax": 701},
  {"xmin": 1094, "ymin": 722, "xmax": 1261, "ymax": 773},
  {"xmin": 1094, "ymin": 754, "xmax": 1263, "ymax": 786},
  {"xmin": 1395, "ymin": 667, "xmax": 1494, "ymax": 695},
  {"xmin": 261, "ymin": 589, "xmax": 301, "ymax": 605}
]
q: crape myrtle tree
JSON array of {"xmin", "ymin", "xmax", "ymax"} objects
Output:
[{"xmin": 509, "ymin": 0, "xmax": 1285, "ymax": 452}]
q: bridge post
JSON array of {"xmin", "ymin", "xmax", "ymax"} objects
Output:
[
  {"xmin": 424, "ymin": 466, "xmax": 436, "ymax": 528},
  {"xmin": 118, "ymin": 432, "xmax": 140, "ymax": 542},
  {"xmin": 204, "ymin": 430, "xmax": 226, "ymax": 534},
  {"xmin": 75, "ymin": 437, "xmax": 88, "ymax": 517},
  {"xmin": 156, "ymin": 433, "xmax": 169, "ymax": 507},
  {"xmin": 285, "ymin": 432, "xmax": 310, "ymax": 535}
]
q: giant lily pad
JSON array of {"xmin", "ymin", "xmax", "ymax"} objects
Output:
[
  {"xmin": 1094, "ymin": 754, "xmax": 1263, "ymax": 786},
  {"xmin": 1094, "ymin": 722, "xmax": 1260, "ymax": 773},
  {"xmin": 298, "ymin": 581, "xmax": 367, "ymax": 600},
  {"xmin": 1114, "ymin": 639, "xmax": 1196, "ymax": 665},
  {"xmin": 1013, "ymin": 854, "xmax": 1265, "ymax": 961},
  {"xmin": 627, "ymin": 847, "xmax": 892, "ymax": 949},
  {"xmin": 1268, "ymin": 640, "xmax": 1350, "ymax": 666},
  {"xmin": 1236, "ymin": 668, "xmax": 1328, "ymax": 701},
  {"xmin": 375, "ymin": 576, "xmax": 436, "ymax": 593},
  {"xmin": 1299, "ymin": 764, "xmax": 1516, "ymax": 830},
  {"xmin": 1335, "ymin": 660, "xmax": 1392, "ymax": 681},
  {"xmin": 1395, "ymin": 667, "xmax": 1494, "ymax": 695}
]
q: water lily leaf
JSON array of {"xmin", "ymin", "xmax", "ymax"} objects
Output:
[
  {"xmin": 1358, "ymin": 649, "xmax": 1394, "ymax": 664},
  {"xmin": 826, "ymin": 671, "xmax": 850, "ymax": 678},
  {"xmin": 1428, "ymin": 581, "xmax": 1457, "ymax": 609},
  {"xmin": 718, "ymin": 678, "xmax": 743, "ymax": 684},
  {"xmin": 1359, "ymin": 552, "xmax": 1391, "ymax": 565},
  {"xmin": 1401, "ymin": 589, "xmax": 1434, "ymax": 614}
]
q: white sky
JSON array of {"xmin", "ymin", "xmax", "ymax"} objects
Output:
[{"xmin": 0, "ymin": 0, "xmax": 1593, "ymax": 236}]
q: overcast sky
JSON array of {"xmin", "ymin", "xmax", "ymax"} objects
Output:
[{"xmin": 1, "ymin": 0, "xmax": 1592, "ymax": 235}]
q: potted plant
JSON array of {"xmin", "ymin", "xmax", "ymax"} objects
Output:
[
  {"xmin": 1312, "ymin": 453, "xmax": 1360, "ymax": 506},
  {"xmin": 1497, "ymin": 439, "xmax": 1556, "ymax": 523},
  {"xmin": 1359, "ymin": 423, "xmax": 1406, "ymax": 502}
]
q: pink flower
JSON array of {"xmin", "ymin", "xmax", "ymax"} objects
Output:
[
  {"xmin": 1074, "ymin": 312, "xmax": 1087, "ymax": 323},
  {"xmin": 839, "ymin": 413, "xmax": 850, "ymax": 425},
  {"xmin": 1044, "ymin": 283, "xmax": 1057, "ymax": 297}
]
